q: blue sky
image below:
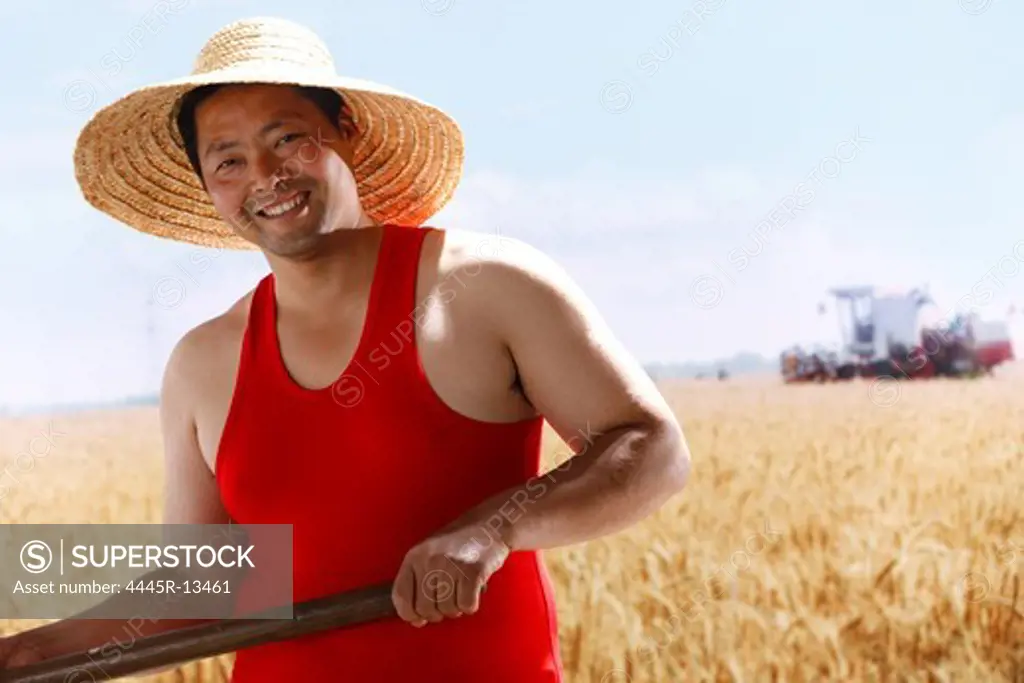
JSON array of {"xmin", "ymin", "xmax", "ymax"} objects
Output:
[{"xmin": 2, "ymin": 0, "xmax": 1023, "ymax": 408}]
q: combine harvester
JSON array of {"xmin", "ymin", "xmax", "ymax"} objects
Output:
[{"xmin": 780, "ymin": 285, "xmax": 1015, "ymax": 383}]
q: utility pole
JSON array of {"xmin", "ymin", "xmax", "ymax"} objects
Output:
[{"xmin": 145, "ymin": 291, "xmax": 159, "ymax": 395}]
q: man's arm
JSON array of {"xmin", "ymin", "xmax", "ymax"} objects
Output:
[
  {"xmin": 391, "ymin": 233, "xmax": 691, "ymax": 626},
  {"xmin": 2, "ymin": 328, "xmax": 233, "ymax": 671},
  {"xmin": 457, "ymin": 235, "xmax": 691, "ymax": 550}
]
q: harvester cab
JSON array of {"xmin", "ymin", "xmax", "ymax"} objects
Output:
[
  {"xmin": 781, "ymin": 284, "xmax": 1015, "ymax": 383},
  {"xmin": 829, "ymin": 285, "xmax": 931, "ymax": 364}
]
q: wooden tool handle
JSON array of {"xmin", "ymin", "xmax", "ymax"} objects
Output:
[{"xmin": 1, "ymin": 583, "xmax": 396, "ymax": 683}]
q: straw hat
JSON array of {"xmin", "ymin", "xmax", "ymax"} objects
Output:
[{"xmin": 73, "ymin": 16, "xmax": 464, "ymax": 250}]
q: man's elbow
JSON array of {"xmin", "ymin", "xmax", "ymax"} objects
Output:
[
  {"xmin": 650, "ymin": 417, "xmax": 691, "ymax": 494},
  {"xmin": 611, "ymin": 417, "xmax": 691, "ymax": 496}
]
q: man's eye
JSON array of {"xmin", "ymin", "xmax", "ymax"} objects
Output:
[
  {"xmin": 276, "ymin": 133, "xmax": 303, "ymax": 147},
  {"xmin": 217, "ymin": 158, "xmax": 239, "ymax": 171}
]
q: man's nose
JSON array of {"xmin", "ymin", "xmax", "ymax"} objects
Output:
[{"xmin": 251, "ymin": 149, "xmax": 285, "ymax": 196}]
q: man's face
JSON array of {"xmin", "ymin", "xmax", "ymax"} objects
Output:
[{"xmin": 194, "ymin": 83, "xmax": 361, "ymax": 257}]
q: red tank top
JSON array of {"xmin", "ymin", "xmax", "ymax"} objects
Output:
[{"xmin": 214, "ymin": 224, "xmax": 564, "ymax": 682}]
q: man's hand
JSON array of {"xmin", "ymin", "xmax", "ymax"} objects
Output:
[{"xmin": 392, "ymin": 523, "xmax": 508, "ymax": 627}]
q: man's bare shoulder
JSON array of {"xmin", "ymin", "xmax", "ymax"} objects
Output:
[
  {"xmin": 163, "ymin": 290, "xmax": 255, "ymax": 392},
  {"xmin": 428, "ymin": 227, "xmax": 564, "ymax": 287},
  {"xmin": 427, "ymin": 227, "xmax": 584, "ymax": 318},
  {"xmin": 424, "ymin": 226, "xmax": 669, "ymax": 434}
]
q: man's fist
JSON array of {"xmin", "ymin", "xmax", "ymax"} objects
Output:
[{"xmin": 392, "ymin": 523, "xmax": 509, "ymax": 627}]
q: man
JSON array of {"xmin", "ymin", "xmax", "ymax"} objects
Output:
[{"xmin": 0, "ymin": 16, "xmax": 690, "ymax": 682}]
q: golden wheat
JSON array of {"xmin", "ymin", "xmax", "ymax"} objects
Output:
[{"xmin": 2, "ymin": 367, "xmax": 1023, "ymax": 682}]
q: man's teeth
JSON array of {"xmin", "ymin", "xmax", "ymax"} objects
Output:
[{"xmin": 259, "ymin": 193, "xmax": 306, "ymax": 217}]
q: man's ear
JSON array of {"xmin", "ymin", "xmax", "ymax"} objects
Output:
[{"xmin": 337, "ymin": 104, "xmax": 358, "ymax": 141}]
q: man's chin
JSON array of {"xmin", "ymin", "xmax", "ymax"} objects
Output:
[{"xmin": 258, "ymin": 226, "xmax": 326, "ymax": 258}]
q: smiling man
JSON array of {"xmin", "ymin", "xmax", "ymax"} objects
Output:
[{"xmin": 0, "ymin": 16, "xmax": 691, "ymax": 683}]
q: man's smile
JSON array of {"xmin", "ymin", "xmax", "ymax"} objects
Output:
[{"xmin": 255, "ymin": 190, "xmax": 311, "ymax": 219}]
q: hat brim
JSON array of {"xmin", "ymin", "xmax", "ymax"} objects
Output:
[{"xmin": 73, "ymin": 65, "xmax": 464, "ymax": 250}]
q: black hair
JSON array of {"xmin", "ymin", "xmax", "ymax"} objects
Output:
[{"xmin": 173, "ymin": 84, "xmax": 347, "ymax": 183}]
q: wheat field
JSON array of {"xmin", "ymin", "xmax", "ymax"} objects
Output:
[{"xmin": 2, "ymin": 367, "xmax": 1023, "ymax": 682}]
